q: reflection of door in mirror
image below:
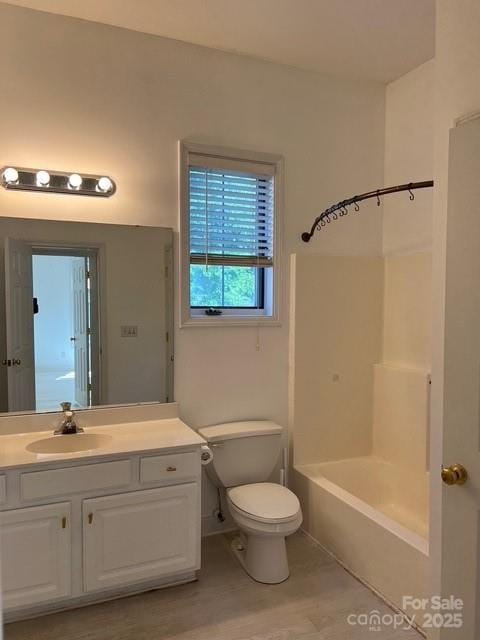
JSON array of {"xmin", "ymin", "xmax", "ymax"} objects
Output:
[
  {"xmin": 3, "ymin": 243, "xmax": 100, "ymax": 413},
  {"xmin": 4, "ymin": 237, "xmax": 35, "ymax": 412},
  {"xmin": 32, "ymin": 250, "xmax": 99, "ymax": 412}
]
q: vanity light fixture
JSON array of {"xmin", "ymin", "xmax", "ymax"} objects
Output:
[
  {"xmin": 36, "ymin": 170, "xmax": 50, "ymax": 187},
  {"xmin": 68, "ymin": 173, "xmax": 83, "ymax": 190},
  {"xmin": 97, "ymin": 176, "xmax": 113, "ymax": 194},
  {"xmin": 2, "ymin": 167, "xmax": 19, "ymax": 185},
  {"xmin": 0, "ymin": 166, "xmax": 116, "ymax": 197}
]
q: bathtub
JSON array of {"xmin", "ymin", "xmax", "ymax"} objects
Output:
[{"xmin": 291, "ymin": 455, "xmax": 429, "ymax": 617}]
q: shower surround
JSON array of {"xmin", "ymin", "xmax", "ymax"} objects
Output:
[{"xmin": 289, "ymin": 252, "xmax": 431, "ymax": 619}]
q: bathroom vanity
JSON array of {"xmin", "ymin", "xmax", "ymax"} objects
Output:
[
  {"xmin": 0, "ymin": 215, "xmax": 204, "ymax": 621},
  {"xmin": 0, "ymin": 403, "xmax": 205, "ymax": 621}
]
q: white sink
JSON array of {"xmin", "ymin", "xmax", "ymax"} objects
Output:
[{"xmin": 26, "ymin": 433, "xmax": 113, "ymax": 454}]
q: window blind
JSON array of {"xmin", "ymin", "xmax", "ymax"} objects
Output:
[{"xmin": 189, "ymin": 161, "xmax": 275, "ymax": 268}]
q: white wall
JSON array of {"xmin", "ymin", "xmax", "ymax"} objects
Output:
[
  {"xmin": 384, "ymin": 60, "xmax": 435, "ymax": 254},
  {"xmin": 0, "ymin": 3, "xmax": 386, "ymax": 523}
]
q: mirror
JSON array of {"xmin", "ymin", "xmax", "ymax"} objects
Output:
[{"xmin": 0, "ymin": 217, "xmax": 173, "ymax": 414}]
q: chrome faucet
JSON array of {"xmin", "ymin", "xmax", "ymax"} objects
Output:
[{"xmin": 54, "ymin": 402, "xmax": 84, "ymax": 435}]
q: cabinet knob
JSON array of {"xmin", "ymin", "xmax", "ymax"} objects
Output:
[
  {"xmin": 166, "ymin": 466, "xmax": 177, "ymax": 472},
  {"xmin": 61, "ymin": 516, "xmax": 67, "ymax": 529},
  {"xmin": 88, "ymin": 513, "xmax": 94, "ymax": 524}
]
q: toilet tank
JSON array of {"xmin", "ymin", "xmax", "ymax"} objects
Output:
[{"xmin": 198, "ymin": 421, "xmax": 283, "ymax": 488}]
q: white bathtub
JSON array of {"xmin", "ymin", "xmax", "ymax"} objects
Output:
[{"xmin": 292, "ymin": 455, "xmax": 429, "ymax": 616}]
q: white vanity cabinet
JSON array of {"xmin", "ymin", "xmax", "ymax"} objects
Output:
[
  {"xmin": 0, "ymin": 444, "xmax": 202, "ymax": 621},
  {"xmin": 0, "ymin": 502, "xmax": 72, "ymax": 610},
  {"xmin": 83, "ymin": 483, "xmax": 198, "ymax": 592}
]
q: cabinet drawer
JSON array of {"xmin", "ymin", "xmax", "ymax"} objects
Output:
[
  {"xmin": 21, "ymin": 460, "xmax": 132, "ymax": 501},
  {"xmin": 140, "ymin": 452, "xmax": 198, "ymax": 484}
]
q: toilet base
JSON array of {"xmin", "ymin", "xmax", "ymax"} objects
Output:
[{"xmin": 231, "ymin": 534, "xmax": 290, "ymax": 584}]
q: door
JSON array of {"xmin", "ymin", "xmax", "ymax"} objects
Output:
[
  {"xmin": 435, "ymin": 117, "xmax": 480, "ymax": 638},
  {"xmin": 72, "ymin": 257, "xmax": 89, "ymax": 407},
  {"xmin": 4, "ymin": 238, "xmax": 35, "ymax": 411},
  {"xmin": 0, "ymin": 502, "xmax": 71, "ymax": 610},
  {"xmin": 83, "ymin": 485, "xmax": 198, "ymax": 592}
]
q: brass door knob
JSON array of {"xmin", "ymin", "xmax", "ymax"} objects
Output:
[{"xmin": 441, "ymin": 463, "xmax": 468, "ymax": 486}]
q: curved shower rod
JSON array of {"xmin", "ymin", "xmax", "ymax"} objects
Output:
[{"xmin": 301, "ymin": 180, "xmax": 434, "ymax": 243}]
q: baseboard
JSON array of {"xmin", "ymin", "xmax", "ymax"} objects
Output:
[{"xmin": 4, "ymin": 570, "xmax": 197, "ymax": 624}]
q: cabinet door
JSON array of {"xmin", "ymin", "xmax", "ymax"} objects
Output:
[
  {"xmin": 83, "ymin": 484, "xmax": 198, "ymax": 592},
  {"xmin": 0, "ymin": 502, "xmax": 71, "ymax": 610}
]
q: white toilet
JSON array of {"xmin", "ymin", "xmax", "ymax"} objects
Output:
[{"xmin": 198, "ymin": 421, "xmax": 302, "ymax": 584}]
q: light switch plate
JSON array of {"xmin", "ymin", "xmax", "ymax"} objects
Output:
[{"xmin": 121, "ymin": 325, "xmax": 138, "ymax": 338}]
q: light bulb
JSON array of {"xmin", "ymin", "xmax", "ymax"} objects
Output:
[
  {"xmin": 97, "ymin": 176, "xmax": 113, "ymax": 193},
  {"xmin": 2, "ymin": 167, "xmax": 19, "ymax": 185},
  {"xmin": 68, "ymin": 173, "xmax": 83, "ymax": 189},
  {"xmin": 36, "ymin": 170, "xmax": 50, "ymax": 187}
]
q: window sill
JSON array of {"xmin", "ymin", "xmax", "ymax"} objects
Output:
[{"xmin": 180, "ymin": 314, "xmax": 281, "ymax": 328}]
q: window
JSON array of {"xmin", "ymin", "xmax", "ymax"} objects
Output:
[{"xmin": 180, "ymin": 143, "xmax": 282, "ymax": 325}]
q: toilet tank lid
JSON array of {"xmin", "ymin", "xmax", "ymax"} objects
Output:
[{"xmin": 198, "ymin": 421, "xmax": 283, "ymax": 443}]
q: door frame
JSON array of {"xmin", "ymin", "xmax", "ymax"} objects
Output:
[{"xmin": 30, "ymin": 242, "xmax": 103, "ymax": 408}]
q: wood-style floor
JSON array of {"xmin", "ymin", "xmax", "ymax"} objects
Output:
[{"xmin": 5, "ymin": 532, "xmax": 422, "ymax": 639}]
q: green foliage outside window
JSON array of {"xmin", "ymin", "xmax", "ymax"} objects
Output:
[{"xmin": 190, "ymin": 265, "xmax": 259, "ymax": 307}]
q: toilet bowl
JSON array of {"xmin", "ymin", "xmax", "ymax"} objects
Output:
[
  {"xmin": 198, "ymin": 420, "xmax": 303, "ymax": 584},
  {"xmin": 227, "ymin": 482, "xmax": 302, "ymax": 583}
]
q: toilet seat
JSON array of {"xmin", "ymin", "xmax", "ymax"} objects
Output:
[{"xmin": 227, "ymin": 482, "xmax": 301, "ymax": 524}]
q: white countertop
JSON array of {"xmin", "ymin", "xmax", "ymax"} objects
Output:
[{"xmin": 0, "ymin": 418, "xmax": 206, "ymax": 470}]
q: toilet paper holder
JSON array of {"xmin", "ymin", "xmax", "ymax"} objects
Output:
[{"xmin": 201, "ymin": 445, "xmax": 213, "ymax": 466}]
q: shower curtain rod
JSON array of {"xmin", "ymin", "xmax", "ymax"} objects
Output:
[{"xmin": 301, "ymin": 180, "xmax": 434, "ymax": 243}]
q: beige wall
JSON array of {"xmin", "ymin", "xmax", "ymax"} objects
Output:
[
  {"xmin": 380, "ymin": 62, "xmax": 434, "ymax": 485},
  {"xmin": 372, "ymin": 364, "xmax": 429, "ymax": 473},
  {"xmin": 290, "ymin": 255, "xmax": 384, "ymax": 466},
  {"xmin": 291, "ymin": 252, "xmax": 431, "ymax": 470},
  {"xmin": 375, "ymin": 252, "xmax": 432, "ymax": 480},
  {"xmin": 382, "ymin": 252, "xmax": 432, "ymax": 370},
  {"xmin": 384, "ymin": 60, "xmax": 435, "ymax": 254},
  {"xmin": 0, "ymin": 218, "xmax": 171, "ymax": 412}
]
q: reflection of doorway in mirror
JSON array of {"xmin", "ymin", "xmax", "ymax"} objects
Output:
[
  {"xmin": 31, "ymin": 250, "xmax": 99, "ymax": 412},
  {"xmin": 1, "ymin": 220, "xmax": 173, "ymax": 414}
]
